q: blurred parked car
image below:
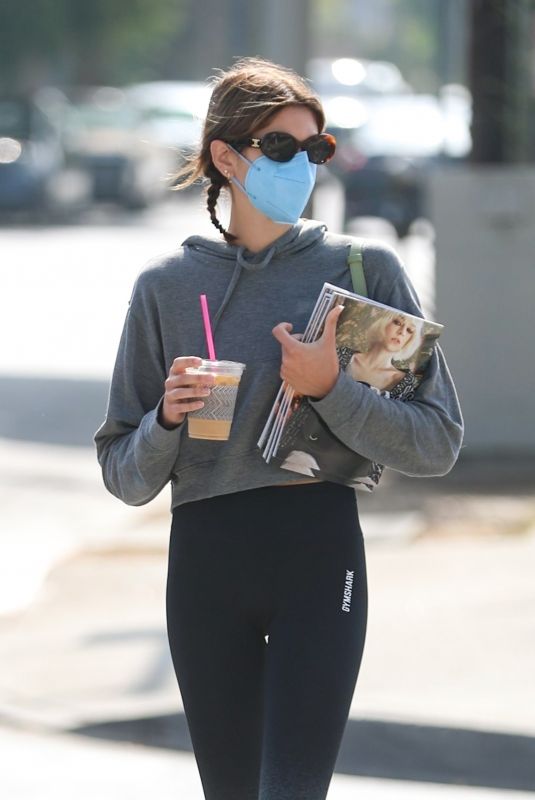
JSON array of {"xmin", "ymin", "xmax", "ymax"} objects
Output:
[
  {"xmin": 323, "ymin": 91, "xmax": 472, "ymax": 237},
  {"xmin": 125, "ymin": 80, "xmax": 211, "ymax": 185},
  {"xmin": 63, "ymin": 86, "xmax": 172, "ymax": 209},
  {"xmin": 308, "ymin": 57, "xmax": 413, "ymax": 98},
  {"xmin": 0, "ymin": 94, "xmax": 90, "ymax": 219},
  {"xmin": 307, "ymin": 58, "xmax": 472, "ymax": 237}
]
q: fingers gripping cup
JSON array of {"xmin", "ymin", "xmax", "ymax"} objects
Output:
[{"xmin": 186, "ymin": 360, "xmax": 246, "ymax": 440}]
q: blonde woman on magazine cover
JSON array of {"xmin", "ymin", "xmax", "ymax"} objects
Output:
[{"xmin": 346, "ymin": 310, "xmax": 424, "ymax": 392}]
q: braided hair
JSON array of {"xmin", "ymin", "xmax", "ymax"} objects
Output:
[
  {"xmin": 205, "ymin": 165, "xmax": 236, "ymax": 243},
  {"xmin": 169, "ymin": 56, "xmax": 325, "ymax": 241}
]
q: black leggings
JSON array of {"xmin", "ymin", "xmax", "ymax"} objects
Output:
[{"xmin": 166, "ymin": 482, "xmax": 368, "ymax": 800}]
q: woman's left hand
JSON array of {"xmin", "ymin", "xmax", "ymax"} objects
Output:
[{"xmin": 272, "ymin": 305, "xmax": 344, "ymax": 398}]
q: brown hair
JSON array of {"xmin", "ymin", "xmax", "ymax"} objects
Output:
[{"xmin": 170, "ymin": 56, "xmax": 325, "ymax": 242}]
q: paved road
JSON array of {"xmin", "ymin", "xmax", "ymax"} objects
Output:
[
  {"xmin": 1, "ymin": 193, "xmax": 214, "ymax": 381},
  {"xmin": 1, "ymin": 193, "xmax": 434, "ymax": 447},
  {"xmin": 1, "ymin": 191, "xmax": 435, "ymax": 380}
]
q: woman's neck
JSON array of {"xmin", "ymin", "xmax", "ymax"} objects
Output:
[
  {"xmin": 226, "ymin": 195, "xmax": 292, "ymax": 253},
  {"xmin": 359, "ymin": 345, "xmax": 398, "ymax": 369}
]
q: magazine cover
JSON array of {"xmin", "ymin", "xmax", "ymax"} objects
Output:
[{"xmin": 258, "ymin": 283, "xmax": 443, "ymax": 491}]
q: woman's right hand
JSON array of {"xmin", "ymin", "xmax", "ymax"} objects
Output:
[{"xmin": 159, "ymin": 356, "xmax": 215, "ymax": 429}]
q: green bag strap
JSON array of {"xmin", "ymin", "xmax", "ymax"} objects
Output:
[{"xmin": 347, "ymin": 240, "xmax": 368, "ymax": 297}]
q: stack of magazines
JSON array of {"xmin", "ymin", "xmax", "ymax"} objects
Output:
[{"xmin": 258, "ymin": 282, "xmax": 443, "ymax": 491}]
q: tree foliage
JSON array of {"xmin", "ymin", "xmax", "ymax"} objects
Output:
[{"xmin": 0, "ymin": 0, "xmax": 189, "ymax": 90}]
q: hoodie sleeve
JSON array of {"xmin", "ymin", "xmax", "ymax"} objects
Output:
[
  {"xmin": 308, "ymin": 244, "xmax": 464, "ymax": 477},
  {"xmin": 94, "ymin": 273, "xmax": 186, "ymax": 506}
]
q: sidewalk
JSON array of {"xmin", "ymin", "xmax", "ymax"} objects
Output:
[
  {"xmin": 1, "ymin": 438, "xmax": 535, "ymax": 798},
  {"xmin": 2, "ymin": 724, "xmax": 534, "ymax": 800}
]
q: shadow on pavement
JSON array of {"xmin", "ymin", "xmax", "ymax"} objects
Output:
[
  {"xmin": 68, "ymin": 714, "xmax": 535, "ymax": 792},
  {"xmin": 0, "ymin": 375, "xmax": 109, "ymax": 447}
]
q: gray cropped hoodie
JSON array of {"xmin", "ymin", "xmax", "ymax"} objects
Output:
[{"xmin": 94, "ymin": 219, "xmax": 464, "ymax": 508}]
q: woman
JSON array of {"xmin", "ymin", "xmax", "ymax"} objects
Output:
[
  {"xmin": 345, "ymin": 310, "xmax": 424, "ymax": 392},
  {"xmin": 95, "ymin": 57, "xmax": 463, "ymax": 800}
]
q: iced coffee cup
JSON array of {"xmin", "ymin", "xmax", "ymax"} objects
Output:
[{"xmin": 185, "ymin": 360, "xmax": 246, "ymax": 441}]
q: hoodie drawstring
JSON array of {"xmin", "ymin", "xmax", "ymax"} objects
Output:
[{"xmin": 210, "ymin": 244, "xmax": 277, "ymax": 334}]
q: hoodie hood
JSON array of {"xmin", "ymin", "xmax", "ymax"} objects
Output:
[{"xmin": 182, "ymin": 218, "xmax": 327, "ymax": 332}]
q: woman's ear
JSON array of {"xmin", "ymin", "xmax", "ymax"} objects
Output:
[{"xmin": 210, "ymin": 140, "xmax": 237, "ymax": 181}]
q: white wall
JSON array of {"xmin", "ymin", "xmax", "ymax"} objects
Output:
[{"xmin": 428, "ymin": 165, "xmax": 535, "ymax": 453}]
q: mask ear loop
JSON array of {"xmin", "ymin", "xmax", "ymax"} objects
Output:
[{"xmin": 226, "ymin": 144, "xmax": 260, "ymax": 198}]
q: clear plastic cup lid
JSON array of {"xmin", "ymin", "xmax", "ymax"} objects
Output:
[{"xmin": 189, "ymin": 360, "xmax": 246, "ymax": 374}]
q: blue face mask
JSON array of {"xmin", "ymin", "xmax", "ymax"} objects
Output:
[{"xmin": 229, "ymin": 146, "xmax": 317, "ymax": 225}]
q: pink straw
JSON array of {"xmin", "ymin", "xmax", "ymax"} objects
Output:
[{"xmin": 200, "ymin": 294, "xmax": 217, "ymax": 361}]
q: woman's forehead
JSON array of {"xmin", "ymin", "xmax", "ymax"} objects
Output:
[{"xmin": 255, "ymin": 105, "xmax": 319, "ymax": 138}]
